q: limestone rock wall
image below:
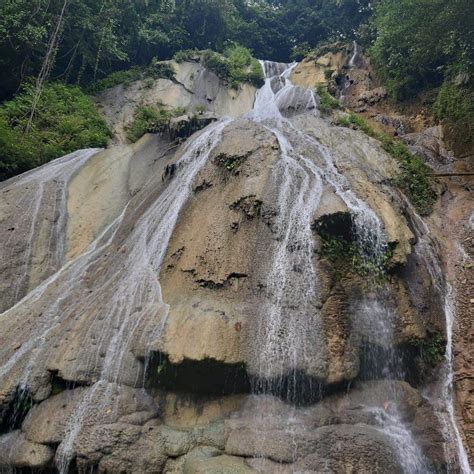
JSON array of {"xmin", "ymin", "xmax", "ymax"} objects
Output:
[{"xmin": 0, "ymin": 50, "xmax": 471, "ymax": 473}]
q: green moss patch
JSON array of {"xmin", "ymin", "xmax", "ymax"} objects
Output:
[{"xmin": 336, "ymin": 112, "xmax": 437, "ymax": 216}]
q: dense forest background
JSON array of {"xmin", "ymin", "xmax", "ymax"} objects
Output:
[{"xmin": 0, "ymin": 0, "xmax": 472, "ymax": 179}]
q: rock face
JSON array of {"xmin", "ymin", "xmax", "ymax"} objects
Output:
[
  {"xmin": 0, "ymin": 52, "xmax": 471, "ymax": 473},
  {"xmin": 96, "ymin": 60, "xmax": 257, "ymax": 143}
]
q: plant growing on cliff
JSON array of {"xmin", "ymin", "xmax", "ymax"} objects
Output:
[
  {"xmin": 126, "ymin": 105, "xmax": 171, "ymax": 143},
  {"xmin": 202, "ymin": 45, "xmax": 264, "ymax": 89},
  {"xmin": 126, "ymin": 104, "xmax": 190, "ymax": 143},
  {"xmin": 433, "ymin": 80, "xmax": 474, "ymax": 149},
  {"xmin": 215, "ymin": 152, "xmax": 249, "ymax": 173},
  {"xmin": 316, "ymin": 85, "xmax": 340, "ymax": 115},
  {"xmin": 314, "ymin": 214, "xmax": 394, "ymax": 280},
  {"xmin": 409, "ymin": 332, "xmax": 446, "ymax": 368},
  {"xmin": 336, "ymin": 112, "xmax": 437, "ymax": 216},
  {"xmin": 0, "ymin": 82, "xmax": 110, "ymax": 181}
]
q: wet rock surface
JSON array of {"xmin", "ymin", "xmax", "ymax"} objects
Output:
[{"xmin": 0, "ymin": 51, "xmax": 471, "ymax": 472}]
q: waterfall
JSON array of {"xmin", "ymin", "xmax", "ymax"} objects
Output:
[
  {"xmin": 247, "ymin": 60, "xmax": 433, "ymax": 472},
  {"xmin": 0, "ymin": 56, "xmax": 470, "ymax": 473},
  {"xmin": 349, "ymin": 40, "xmax": 359, "ymax": 68},
  {"xmin": 409, "ymin": 206, "xmax": 471, "ymax": 473},
  {"xmin": 0, "ymin": 120, "xmax": 230, "ymax": 473},
  {"xmin": 340, "ymin": 40, "xmax": 358, "ymax": 103},
  {"xmin": 0, "ymin": 149, "xmax": 101, "ymax": 311}
]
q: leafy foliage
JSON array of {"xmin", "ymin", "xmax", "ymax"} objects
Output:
[
  {"xmin": 202, "ymin": 45, "xmax": 264, "ymax": 88},
  {"xmin": 368, "ymin": 0, "xmax": 473, "ymax": 99},
  {"xmin": 433, "ymin": 81, "xmax": 474, "ymax": 148},
  {"xmin": 88, "ymin": 59, "xmax": 175, "ymax": 94},
  {"xmin": 336, "ymin": 112, "xmax": 437, "ymax": 215},
  {"xmin": 0, "ymin": 82, "xmax": 110, "ymax": 180},
  {"xmin": 316, "ymin": 85, "xmax": 340, "ymax": 115},
  {"xmin": 366, "ymin": 0, "xmax": 473, "ymax": 148},
  {"xmin": 87, "ymin": 67, "xmax": 143, "ymax": 94},
  {"xmin": 0, "ymin": 0, "xmax": 373, "ymax": 100},
  {"xmin": 126, "ymin": 105, "xmax": 187, "ymax": 143},
  {"xmin": 409, "ymin": 332, "xmax": 446, "ymax": 367},
  {"xmin": 314, "ymin": 215, "xmax": 394, "ymax": 279}
]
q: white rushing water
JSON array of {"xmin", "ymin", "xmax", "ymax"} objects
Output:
[
  {"xmin": 0, "ymin": 149, "xmax": 101, "ymax": 310},
  {"xmin": 0, "ymin": 120, "xmax": 230, "ymax": 473},
  {"xmin": 0, "ymin": 56, "xmax": 470, "ymax": 473},
  {"xmin": 247, "ymin": 60, "xmax": 435, "ymax": 472},
  {"xmin": 409, "ymin": 206, "xmax": 471, "ymax": 473}
]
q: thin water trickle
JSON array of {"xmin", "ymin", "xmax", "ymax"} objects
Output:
[{"xmin": 0, "ymin": 149, "xmax": 101, "ymax": 310}]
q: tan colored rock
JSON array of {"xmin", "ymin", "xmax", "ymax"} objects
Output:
[
  {"xmin": 158, "ymin": 392, "xmax": 245, "ymax": 429},
  {"xmin": 66, "ymin": 135, "xmax": 161, "ymax": 259},
  {"xmin": 291, "ymin": 51, "xmax": 346, "ymax": 88},
  {"xmin": 0, "ymin": 431, "xmax": 53, "ymax": 469},
  {"xmin": 159, "ymin": 120, "xmax": 280, "ymax": 366},
  {"xmin": 96, "ymin": 61, "xmax": 257, "ymax": 143},
  {"xmin": 186, "ymin": 454, "xmax": 255, "ymax": 473}
]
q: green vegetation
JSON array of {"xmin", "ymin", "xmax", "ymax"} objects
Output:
[
  {"xmin": 88, "ymin": 60, "xmax": 175, "ymax": 94},
  {"xmin": 367, "ymin": 0, "xmax": 473, "ymax": 148},
  {"xmin": 0, "ymin": 0, "xmax": 471, "ymax": 178},
  {"xmin": 0, "ymin": 1, "xmax": 372, "ymax": 101},
  {"xmin": 202, "ymin": 45, "xmax": 264, "ymax": 88},
  {"xmin": 215, "ymin": 152, "xmax": 249, "ymax": 173},
  {"xmin": 87, "ymin": 67, "xmax": 143, "ymax": 94},
  {"xmin": 314, "ymin": 214, "xmax": 394, "ymax": 280},
  {"xmin": 173, "ymin": 49, "xmax": 200, "ymax": 63},
  {"xmin": 316, "ymin": 85, "xmax": 340, "ymax": 115},
  {"xmin": 0, "ymin": 82, "xmax": 110, "ymax": 180},
  {"xmin": 336, "ymin": 112, "xmax": 437, "ymax": 216},
  {"xmin": 126, "ymin": 106, "xmax": 171, "ymax": 143},
  {"xmin": 410, "ymin": 333, "xmax": 446, "ymax": 367},
  {"xmin": 126, "ymin": 105, "xmax": 187, "ymax": 143},
  {"xmin": 433, "ymin": 82, "xmax": 474, "ymax": 148}
]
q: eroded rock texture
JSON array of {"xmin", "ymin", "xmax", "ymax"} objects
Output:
[{"xmin": 0, "ymin": 53, "xmax": 471, "ymax": 473}]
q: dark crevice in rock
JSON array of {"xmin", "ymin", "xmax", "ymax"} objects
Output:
[
  {"xmin": 181, "ymin": 269, "xmax": 248, "ymax": 289},
  {"xmin": 196, "ymin": 273, "xmax": 248, "ymax": 289},
  {"xmin": 230, "ymin": 196, "xmax": 262, "ymax": 220},
  {"xmin": 48, "ymin": 370, "xmax": 91, "ymax": 394},
  {"xmin": 146, "ymin": 353, "xmax": 251, "ymax": 395},
  {"xmin": 214, "ymin": 151, "xmax": 252, "ymax": 174},
  {"xmin": 0, "ymin": 386, "xmax": 33, "ymax": 435},
  {"xmin": 0, "ymin": 468, "xmax": 58, "ymax": 474},
  {"xmin": 312, "ymin": 211, "xmax": 354, "ymax": 242},
  {"xmin": 357, "ymin": 336, "xmax": 445, "ymax": 388},
  {"xmin": 251, "ymin": 372, "xmax": 350, "ymax": 407},
  {"xmin": 194, "ymin": 179, "xmax": 213, "ymax": 193}
]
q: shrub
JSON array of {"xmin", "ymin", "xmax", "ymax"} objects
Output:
[
  {"xmin": 202, "ymin": 45, "xmax": 264, "ymax": 89},
  {"xmin": 433, "ymin": 81, "xmax": 474, "ymax": 148},
  {"xmin": 126, "ymin": 105, "xmax": 186, "ymax": 143},
  {"xmin": 88, "ymin": 67, "xmax": 143, "ymax": 94},
  {"xmin": 173, "ymin": 49, "xmax": 201, "ymax": 63},
  {"xmin": 202, "ymin": 50, "xmax": 232, "ymax": 81},
  {"xmin": 316, "ymin": 85, "xmax": 339, "ymax": 115},
  {"xmin": 147, "ymin": 58, "xmax": 175, "ymax": 80},
  {"xmin": 336, "ymin": 112, "xmax": 437, "ymax": 216},
  {"xmin": 88, "ymin": 59, "xmax": 175, "ymax": 95},
  {"xmin": 0, "ymin": 82, "xmax": 110, "ymax": 181}
]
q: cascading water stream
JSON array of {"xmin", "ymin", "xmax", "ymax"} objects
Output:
[
  {"xmin": 0, "ymin": 120, "xmax": 230, "ymax": 473},
  {"xmin": 408, "ymin": 204, "xmax": 471, "ymax": 473},
  {"xmin": 247, "ymin": 60, "xmax": 432, "ymax": 472},
  {"xmin": 341, "ymin": 40, "xmax": 358, "ymax": 103},
  {"xmin": 0, "ymin": 149, "xmax": 101, "ymax": 311},
  {"xmin": 0, "ymin": 56, "xmax": 469, "ymax": 473}
]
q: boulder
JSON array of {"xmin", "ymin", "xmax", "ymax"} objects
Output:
[{"xmin": 0, "ymin": 431, "xmax": 53, "ymax": 469}]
